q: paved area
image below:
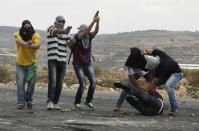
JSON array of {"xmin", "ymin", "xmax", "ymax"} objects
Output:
[{"xmin": 0, "ymin": 87, "xmax": 199, "ymax": 131}]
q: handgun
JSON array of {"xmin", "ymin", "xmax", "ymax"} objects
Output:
[{"xmin": 95, "ymin": 11, "xmax": 99, "ymax": 16}]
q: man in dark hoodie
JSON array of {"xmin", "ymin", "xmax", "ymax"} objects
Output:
[{"xmin": 113, "ymin": 48, "xmax": 150, "ymax": 112}]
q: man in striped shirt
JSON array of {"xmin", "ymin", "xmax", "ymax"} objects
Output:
[{"xmin": 46, "ymin": 16, "xmax": 72, "ymax": 110}]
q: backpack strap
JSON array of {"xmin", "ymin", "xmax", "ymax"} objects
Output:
[
  {"xmin": 67, "ymin": 49, "xmax": 73, "ymax": 64},
  {"xmin": 92, "ymin": 54, "xmax": 95, "ymax": 62}
]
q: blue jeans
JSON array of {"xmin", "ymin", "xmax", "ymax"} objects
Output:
[
  {"xmin": 16, "ymin": 64, "xmax": 36, "ymax": 105},
  {"xmin": 48, "ymin": 60, "xmax": 66, "ymax": 104},
  {"xmin": 164, "ymin": 73, "xmax": 182, "ymax": 111},
  {"xmin": 116, "ymin": 79, "xmax": 133, "ymax": 106},
  {"xmin": 74, "ymin": 64, "xmax": 96, "ymax": 104},
  {"xmin": 117, "ymin": 73, "xmax": 182, "ymax": 111},
  {"xmin": 126, "ymin": 87, "xmax": 162, "ymax": 115}
]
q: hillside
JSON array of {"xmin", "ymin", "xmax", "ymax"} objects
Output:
[{"xmin": 0, "ymin": 26, "xmax": 199, "ymax": 67}]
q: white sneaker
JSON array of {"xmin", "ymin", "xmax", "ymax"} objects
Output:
[
  {"xmin": 47, "ymin": 101, "xmax": 53, "ymax": 110},
  {"xmin": 54, "ymin": 104, "xmax": 61, "ymax": 110}
]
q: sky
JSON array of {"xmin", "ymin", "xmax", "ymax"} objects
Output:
[{"xmin": 0, "ymin": 0, "xmax": 199, "ymax": 34}]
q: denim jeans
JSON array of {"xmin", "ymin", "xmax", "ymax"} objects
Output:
[
  {"xmin": 73, "ymin": 64, "xmax": 96, "ymax": 104},
  {"xmin": 116, "ymin": 79, "xmax": 133, "ymax": 106},
  {"xmin": 48, "ymin": 60, "xmax": 66, "ymax": 104},
  {"xmin": 16, "ymin": 64, "xmax": 36, "ymax": 105},
  {"xmin": 164, "ymin": 73, "xmax": 182, "ymax": 111},
  {"xmin": 126, "ymin": 87, "xmax": 162, "ymax": 115},
  {"xmin": 116, "ymin": 72, "xmax": 182, "ymax": 111}
]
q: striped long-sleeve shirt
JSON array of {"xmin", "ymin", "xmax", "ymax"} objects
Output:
[{"xmin": 47, "ymin": 25, "xmax": 70, "ymax": 62}]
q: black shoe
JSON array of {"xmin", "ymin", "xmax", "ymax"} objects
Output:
[
  {"xmin": 168, "ymin": 108, "xmax": 179, "ymax": 116},
  {"xmin": 113, "ymin": 82, "xmax": 131, "ymax": 92},
  {"xmin": 27, "ymin": 103, "xmax": 33, "ymax": 110},
  {"xmin": 126, "ymin": 95, "xmax": 139, "ymax": 106},
  {"xmin": 17, "ymin": 104, "xmax": 25, "ymax": 110}
]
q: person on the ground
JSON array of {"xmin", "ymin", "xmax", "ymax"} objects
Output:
[
  {"xmin": 14, "ymin": 20, "xmax": 41, "ymax": 110},
  {"xmin": 113, "ymin": 48, "xmax": 150, "ymax": 112},
  {"xmin": 130, "ymin": 47, "xmax": 183, "ymax": 116},
  {"xmin": 114, "ymin": 82, "xmax": 164, "ymax": 116},
  {"xmin": 46, "ymin": 16, "xmax": 72, "ymax": 110}
]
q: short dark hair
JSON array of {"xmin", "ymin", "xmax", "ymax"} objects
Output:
[{"xmin": 125, "ymin": 47, "xmax": 147, "ymax": 70}]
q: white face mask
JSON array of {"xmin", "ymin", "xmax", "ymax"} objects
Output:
[{"xmin": 55, "ymin": 22, "xmax": 65, "ymax": 29}]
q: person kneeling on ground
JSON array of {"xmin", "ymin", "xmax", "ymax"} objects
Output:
[
  {"xmin": 113, "ymin": 48, "xmax": 151, "ymax": 112},
  {"xmin": 114, "ymin": 82, "xmax": 163, "ymax": 116}
]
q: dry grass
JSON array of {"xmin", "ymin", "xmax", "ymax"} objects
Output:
[
  {"xmin": 183, "ymin": 69, "xmax": 199, "ymax": 98},
  {"xmin": 0, "ymin": 64, "xmax": 15, "ymax": 83},
  {"xmin": 0, "ymin": 64, "xmax": 199, "ymax": 98},
  {"xmin": 183, "ymin": 69, "xmax": 199, "ymax": 87}
]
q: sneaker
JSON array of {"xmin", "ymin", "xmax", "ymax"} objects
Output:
[
  {"xmin": 73, "ymin": 104, "xmax": 82, "ymax": 110},
  {"xmin": 85, "ymin": 102, "xmax": 94, "ymax": 109},
  {"xmin": 54, "ymin": 104, "xmax": 61, "ymax": 110},
  {"xmin": 168, "ymin": 108, "xmax": 180, "ymax": 116},
  {"xmin": 47, "ymin": 101, "xmax": 54, "ymax": 110},
  {"xmin": 17, "ymin": 104, "xmax": 25, "ymax": 110},
  {"xmin": 27, "ymin": 102, "xmax": 33, "ymax": 110},
  {"xmin": 113, "ymin": 82, "xmax": 131, "ymax": 92}
]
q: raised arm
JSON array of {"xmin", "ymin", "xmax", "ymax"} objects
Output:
[
  {"xmin": 90, "ymin": 18, "xmax": 100, "ymax": 38},
  {"xmin": 53, "ymin": 26, "xmax": 72, "ymax": 34},
  {"xmin": 79, "ymin": 16, "xmax": 99, "ymax": 39}
]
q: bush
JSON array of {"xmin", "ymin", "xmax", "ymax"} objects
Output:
[
  {"xmin": 183, "ymin": 69, "xmax": 199, "ymax": 87},
  {"xmin": 93, "ymin": 64, "xmax": 103, "ymax": 77},
  {"xmin": 0, "ymin": 65, "xmax": 15, "ymax": 83}
]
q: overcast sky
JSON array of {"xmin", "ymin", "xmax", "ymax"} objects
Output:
[{"xmin": 0, "ymin": 0, "xmax": 199, "ymax": 34}]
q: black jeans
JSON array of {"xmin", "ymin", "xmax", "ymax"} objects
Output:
[
  {"xmin": 126, "ymin": 87, "xmax": 163, "ymax": 115},
  {"xmin": 73, "ymin": 64, "xmax": 96, "ymax": 104},
  {"xmin": 48, "ymin": 60, "xmax": 66, "ymax": 104}
]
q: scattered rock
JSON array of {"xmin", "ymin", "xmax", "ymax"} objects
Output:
[
  {"xmin": 190, "ymin": 113, "xmax": 195, "ymax": 117},
  {"xmin": 62, "ymin": 83, "xmax": 68, "ymax": 89},
  {"xmin": 96, "ymin": 85, "xmax": 108, "ymax": 91},
  {"xmin": 69, "ymin": 84, "xmax": 79, "ymax": 90},
  {"xmin": 108, "ymin": 88, "xmax": 115, "ymax": 92}
]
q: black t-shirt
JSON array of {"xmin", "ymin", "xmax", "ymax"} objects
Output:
[{"xmin": 152, "ymin": 49, "xmax": 182, "ymax": 79}]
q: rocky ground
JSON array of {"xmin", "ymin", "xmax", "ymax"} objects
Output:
[{"xmin": 0, "ymin": 86, "xmax": 199, "ymax": 131}]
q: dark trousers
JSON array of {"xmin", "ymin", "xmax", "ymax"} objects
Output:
[
  {"xmin": 127, "ymin": 87, "xmax": 162, "ymax": 115},
  {"xmin": 48, "ymin": 60, "xmax": 66, "ymax": 104},
  {"xmin": 73, "ymin": 64, "xmax": 96, "ymax": 104}
]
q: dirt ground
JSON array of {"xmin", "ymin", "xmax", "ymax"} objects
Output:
[{"xmin": 0, "ymin": 86, "xmax": 198, "ymax": 131}]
